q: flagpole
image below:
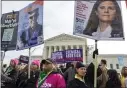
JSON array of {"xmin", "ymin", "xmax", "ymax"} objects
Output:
[
  {"xmin": 93, "ymin": 40, "xmax": 98, "ymax": 88},
  {"xmin": 1, "ymin": 50, "xmax": 6, "ymax": 70}
]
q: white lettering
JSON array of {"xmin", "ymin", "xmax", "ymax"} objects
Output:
[{"xmin": 5, "ymin": 20, "xmax": 12, "ymax": 23}]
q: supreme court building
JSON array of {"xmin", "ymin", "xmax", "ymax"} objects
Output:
[{"xmin": 42, "ymin": 33, "xmax": 88, "ymax": 64}]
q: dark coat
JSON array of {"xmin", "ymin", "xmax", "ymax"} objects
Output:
[
  {"xmin": 64, "ymin": 67, "xmax": 76, "ymax": 85},
  {"xmin": 68, "ymin": 78, "xmax": 89, "ymax": 88},
  {"xmin": 84, "ymin": 63, "xmax": 102, "ymax": 88},
  {"xmin": 16, "ymin": 70, "xmax": 40, "ymax": 88},
  {"xmin": 1, "ymin": 68, "xmax": 19, "ymax": 88},
  {"xmin": 106, "ymin": 80, "xmax": 121, "ymax": 88}
]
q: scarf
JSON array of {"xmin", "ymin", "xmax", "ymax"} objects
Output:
[
  {"xmin": 4, "ymin": 66, "xmax": 13, "ymax": 75},
  {"xmin": 75, "ymin": 74, "xmax": 85, "ymax": 83},
  {"xmin": 37, "ymin": 71, "xmax": 52, "ymax": 88}
]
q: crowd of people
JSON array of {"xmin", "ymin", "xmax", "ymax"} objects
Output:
[{"xmin": 1, "ymin": 58, "xmax": 127, "ymax": 88}]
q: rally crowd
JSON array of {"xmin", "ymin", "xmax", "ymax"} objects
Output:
[{"xmin": 1, "ymin": 58, "xmax": 127, "ymax": 88}]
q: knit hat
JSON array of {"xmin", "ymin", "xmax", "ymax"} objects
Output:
[
  {"xmin": 31, "ymin": 60, "xmax": 40, "ymax": 67},
  {"xmin": 76, "ymin": 62, "xmax": 85, "ymax": 69},
  {"xmin": 11, "ymin": 59, "xmax": 19, "ymax": 66}
]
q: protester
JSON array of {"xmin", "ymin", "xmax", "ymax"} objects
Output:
[
  {"xmin": 1, "ymin": 59, "xmax": 19, "ymax": 88},
  {"xmin": 106, "ymin": 69, "xmax": 121, "ymax": 88},
  {"xmin": 120, "ymin": 66, "xmax": 127, "ymax": 88},
  {"xmin": 97, "ymin": 59, "xmax": 108, "ymax": 88},
  {"xmin": 64, "ymin": 62, "xmax": 72, "ymax": 72},
  {"xmin": 16, "ymin": 60, "xmax": 40, "ymax": 88},
  {"xmin": 68, "ymin": 62, "xmax": 89, "ymax": 88},
  {"xmin": 37, "ymin": 58, "xmax": 66, "ymax": 88},
  {"xmin": 64, "ymin": 61, "xmax": 77, "ymax": 85}
]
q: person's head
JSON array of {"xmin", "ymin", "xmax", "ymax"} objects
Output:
[
  {"xmin": 72, "ymin": 61, "xmax": 77, "ymax": 68},
  {"xmin": 100, "ymin": 59, "xmax": 107, "ymax": 67},
  {"xmin": 59, "ymin": 65, "xmax": 64, "ymax": 69},
  {"xmin": 99, "ymin": 59, "xmax": 107, "ymax": 70},
  {"xmin": 28, "ymin": 8, "xmax": 39, "ymax": 29},
  {"xmin": 40, "ymin": 58, "xmax": 55, "ymax": 73},
  {"xmin": 31, "ymin": 60, "xmax": 40, "ymax": 71},
  {"xmin": 84, "ymin": 0, "xmax": 122, "ymax": 33},
  {"xmin": 121, "ymin": 66, "xmax": 127, "ymax": 77},
  {"xmin": 107, "ymin": 69, "xmax": 121, "ymax": 87},
  {"xmin": 22, "ymin": 65, "xmax": 28, "ymax": 72},
  {"xmin": 16, "ymin": 64, "xmax": 26, "ymax": 72},
  {"xmin": 75, "ymin": 62, "xmax": 87, "ymax": 77},
  {"xmin": 10, "ymin": 59, "xmax": 19, "ymax": 68},
  {"xmin": 66, "ymin": 62, "xmax": 72, "ymax": 69},
  {"xmin": 107, "ymin": 69, "xmax": 118, "ymax": 80}
]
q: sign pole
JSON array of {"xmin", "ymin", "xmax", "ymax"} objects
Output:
[
  {"xmin": 93, "ymin": 40, "xmax": 98, "ymax": 88},
  {"xmin": 28, "ymin": 48, "xmax": 31, "ymax": 79},
  {"xmin": 1, "ymin": 50, "xmax": 6, "ymax": 70}
]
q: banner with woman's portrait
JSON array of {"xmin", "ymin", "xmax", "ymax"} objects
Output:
[
  {"xmin": 16, "ymin": 1, "xmax": 44, "ymax": 50},
  {"xmin": 73, "ymin": 1, "xmax": 125, "ymax": 41}
]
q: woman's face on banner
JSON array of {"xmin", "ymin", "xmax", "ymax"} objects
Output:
[{"xmin": 96, "ymin": 1, "xmax": 116, "ymax": 23}]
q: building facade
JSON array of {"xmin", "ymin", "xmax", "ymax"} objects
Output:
[{"xmin": 42, "ymin": 33, "xmax": 88, "ymax": 64}]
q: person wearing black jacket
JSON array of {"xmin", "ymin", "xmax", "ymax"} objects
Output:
[
  {"xmin": 16, "ymin": 60, "xmax": 40, "ymax": 88},
  {"xmin": 84, "ymin": 62, "xmax": 102, "ymax": 88},
  {"xmin": 1, "ymin": 59, "xmax": 19, "ymax": 88},
  {"xmin": 106, "ymin": 69, "xmax": 121, "ymax": 88},
  {"xmin": 16, "ymin": 69, "xmax": 40, "ymax": 88},
  {"xmin": 68, "ymin": 62, "xmax": 89, "ymax": 88}
]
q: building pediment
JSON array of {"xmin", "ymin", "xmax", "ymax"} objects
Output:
[{"xmin": 45, "ymin": 33, "xmax": 86, "ymax": 43}]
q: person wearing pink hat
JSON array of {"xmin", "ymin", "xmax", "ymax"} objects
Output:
[
  {"xmin": 1, "ymin": 58, "xmax": 19, "ymax": 88},
  {"xmin": 31, "ymin": 59, "xmax": 40, "ymax": 71},
  {"xmin": 16, "ymin": 59, "xmax": 40, "ymax": 88}
]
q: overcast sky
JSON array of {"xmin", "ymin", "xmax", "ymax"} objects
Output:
[{"xmin": 2, "ymin": 1, "xmax": 127, "ymax": 64}]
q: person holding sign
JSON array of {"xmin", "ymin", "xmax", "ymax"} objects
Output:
[{"xmin": 83, "ymin": 0, "xmax": 123, "ymax": 39}]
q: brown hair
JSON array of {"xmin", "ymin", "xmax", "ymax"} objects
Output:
[
  {"xmin": 121, "ymin": 66, "xmax": 127, "ymax": 77},
  {"xmin": 83, "ymin": 0, "xmax": 123, "ymax": 37},
  {"xmin": 101, "ymin": 59, "xmax": 107, "ymax": 65}
]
